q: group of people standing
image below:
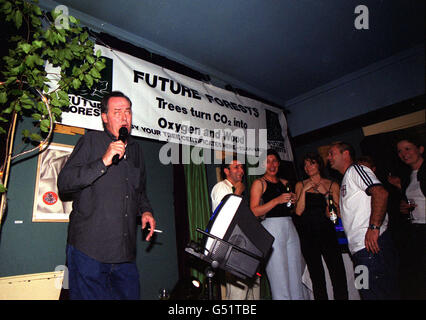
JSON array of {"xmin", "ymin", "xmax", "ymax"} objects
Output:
[
  {"xmin": 58, "ymin": 91, "xmax": 423, "ymax": 300},
  {"xmin": 211, "ymin": 137, "xmax": 425, "ymax": 301}
]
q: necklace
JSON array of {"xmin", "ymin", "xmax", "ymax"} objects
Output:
[{"xmin": 309, "ymin": 177, "xmax": 322, "ymax": 193}]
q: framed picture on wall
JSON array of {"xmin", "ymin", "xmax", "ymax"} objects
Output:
[{"xmin": 32, "ymin": 143, "xmax": 74, "ymax": 222}]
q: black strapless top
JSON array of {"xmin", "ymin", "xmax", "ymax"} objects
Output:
[{"xmin": 299, "ymin": 192, "xmax": 331, "ymax": 225}]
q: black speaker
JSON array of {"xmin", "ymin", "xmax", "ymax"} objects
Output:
[{"xmin": 204, "ymin": 194, "xmax": 274, "ymax": 279}]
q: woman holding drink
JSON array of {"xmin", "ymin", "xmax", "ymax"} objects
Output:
[
  {"xmin": 388, "ymin": 136, "xmax": 425, "ymax": 299},
  {"xmin": 294, "ymin": 152, "xmax": 348, "ymax": 300},
  {"xmin": 250, "ymin": 149, "xmax": 305, "ymax": 300}
]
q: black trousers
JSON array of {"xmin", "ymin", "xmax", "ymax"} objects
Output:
[
  {"xmin": 399, "ymin": 223, "xmax": 426, "ymax": 300},
  {"xmin": 298, "ymin": 222, "xmax": 349, "ymax": 300}
]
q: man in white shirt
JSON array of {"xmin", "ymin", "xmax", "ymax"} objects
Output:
[
  {"xmin": 327, "ymin": 141, "xmax": 399, "ymax": 300},
  {"xmin": 211, "ymin": 160, "xmax": 245, "ymax": 212},
  {"xmin": 210, "ymin": 159, "xmax": 260, "ymax": 300}
]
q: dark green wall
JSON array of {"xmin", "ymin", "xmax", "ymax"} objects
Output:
[{"xmin": 0, "ymin": 118, "xmax": 178, "ymax": 299}]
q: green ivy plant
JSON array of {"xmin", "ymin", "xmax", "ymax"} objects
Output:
[{"xmin": 0, "ymin": 0, "xmax": 105, "ymax": 193}]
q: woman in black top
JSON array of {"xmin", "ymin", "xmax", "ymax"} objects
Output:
[
  {"xmin": 295, "ymin": 152, "xmax": 348, "ymax": 300},
  {"xmin": 250, "ymin": 149, "xmax": 305, "ymax": 300}
]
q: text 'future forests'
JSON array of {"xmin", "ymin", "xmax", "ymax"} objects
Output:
[{"xmin": 133, "ymin": 70, "xmax": 260, "ymax": 118}]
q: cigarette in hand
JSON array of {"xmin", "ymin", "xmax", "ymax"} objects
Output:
[{"xmin": 148, "ymin": 228, "xmax": 163, "ymax": 233}]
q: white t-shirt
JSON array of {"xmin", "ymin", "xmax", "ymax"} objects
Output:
[
  {"xmin": 211, "ymin": 179, "xmax": 234, "ymax": 212},
  {"xmin": 340, "ymin": 164, "xmax": 388, "ymax": 254},
  {"xmin": 406, "ymin": 170, "xmax": 426, "ymax": 224}
]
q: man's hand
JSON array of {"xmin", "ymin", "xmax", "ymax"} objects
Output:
[
  {"xmin": 366, "ymin": 185, "xmax": 388, "ymax": 254},
  {"xmin": 102, "ymin": 141, "xmax": 126, "ymax": 166},
  {"xmin": 141, "ymin": 212, "xmax": 156, "ymax": 241},
  {"xmin": 365, "ymin": 229, "xmax": 380, "ymax": 254}
]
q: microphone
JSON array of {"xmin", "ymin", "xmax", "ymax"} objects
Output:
[{"xmin": 112, "ymin": 127, "xmax": 129, "ymax": 165}]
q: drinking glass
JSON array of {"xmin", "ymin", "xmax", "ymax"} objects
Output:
[{"xmin": 407, "ymin": 199, "xmax": 416, "ymax": 222}]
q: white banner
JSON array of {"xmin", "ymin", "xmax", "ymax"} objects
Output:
[{"xmin": 57, "ymin": 45, "xmax": 293, "ymax": 161}]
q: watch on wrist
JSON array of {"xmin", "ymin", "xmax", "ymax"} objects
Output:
[{"xmin": 368, "ymin": 224, "xmax": 380, "ymax": 230}]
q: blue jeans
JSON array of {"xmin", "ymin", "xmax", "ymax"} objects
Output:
[
  {"xmin": 66, "ymin": 245, "xmax": 140, "ymax": 300},
  {"xmin": 351, "ymin": 231, "xmax": 399, "ymax": 300}
]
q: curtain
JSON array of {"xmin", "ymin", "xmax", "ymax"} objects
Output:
[
  {"xmin": 245, "ymin": 155, "xmax": 260, "ymax": 196},
  {"xmin": 183, "ymin": 147, "xmax": 211, "ymax": 282}
]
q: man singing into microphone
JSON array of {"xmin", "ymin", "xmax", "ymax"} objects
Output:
[{"xmin": 58, "ymin": 91, "xmax": 156, "ymax": 300}]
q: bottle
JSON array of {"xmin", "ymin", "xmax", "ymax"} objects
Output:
[
  {"xmin": 327, "ymin": 194, "xmax": 338, "ymax": 224},
  {"xmin": 285, "ymin": 184, "xmax": 292, "ymax": 208}
]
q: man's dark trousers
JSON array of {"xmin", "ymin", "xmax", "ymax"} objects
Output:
[{"xmin": 66, "ymin": 245, "xmax": 140, "ymax": 300}]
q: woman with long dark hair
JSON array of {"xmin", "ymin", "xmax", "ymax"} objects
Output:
[
  {"xmin": 250, "ymin": 149, "xmax": 305, "ymax": 300},
  {"xmin": 294, "ymin": 152, "xmax": 348, "ymax": 300}
]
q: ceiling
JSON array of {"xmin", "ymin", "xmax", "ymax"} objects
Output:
[{"xmin": 40, "ymin": 0, "xmax": 424, "ymax": 108}]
